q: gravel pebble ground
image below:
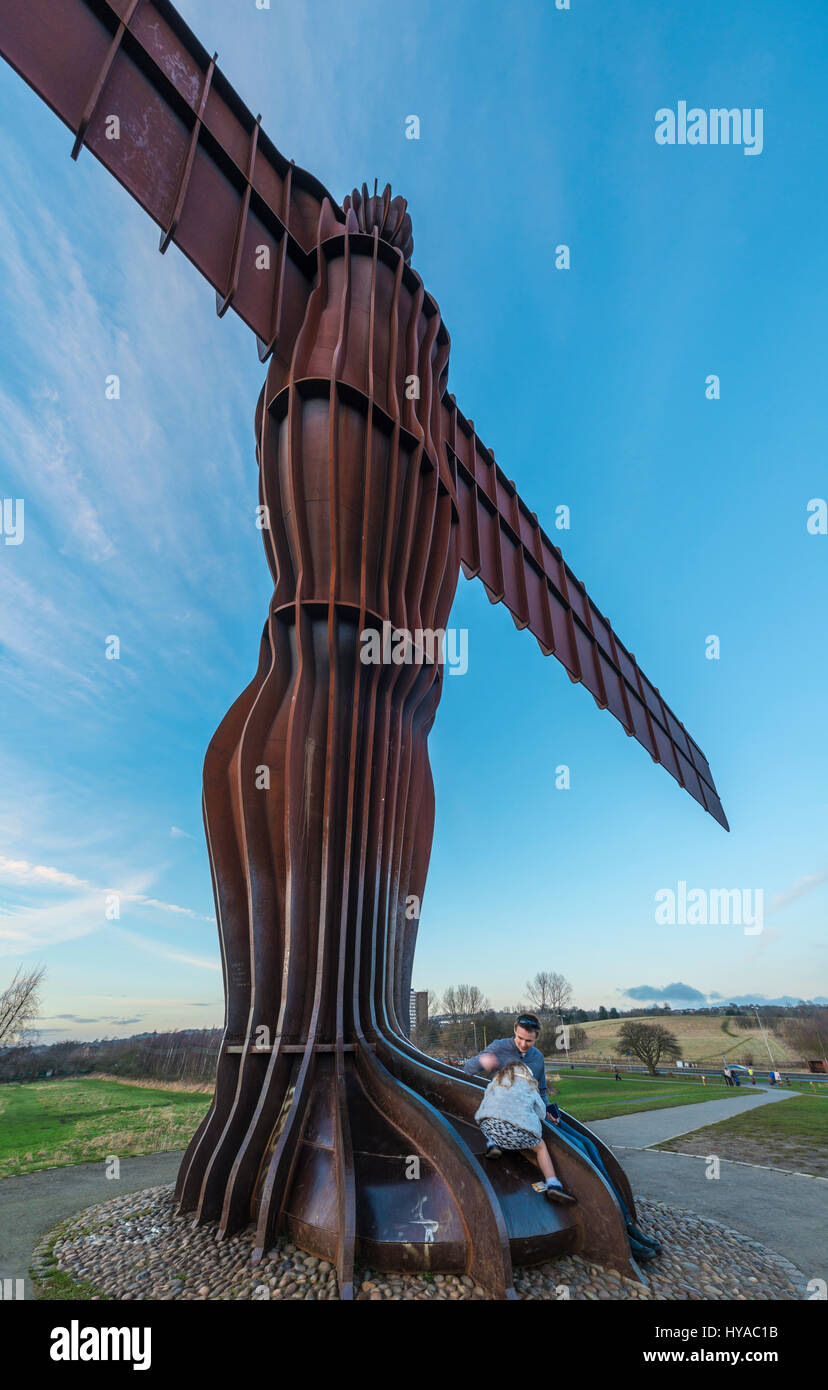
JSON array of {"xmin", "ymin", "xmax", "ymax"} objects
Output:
[{"xmin": 30, "ymin": 1185, "xmax": 809, "ymax": 1301}]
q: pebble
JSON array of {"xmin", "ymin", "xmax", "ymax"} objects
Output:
[{"xmin": 30, "ymin": 1186, "xmax": 809, "ymax": 1303}]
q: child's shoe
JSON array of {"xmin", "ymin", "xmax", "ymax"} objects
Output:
[{"xmin": 542, "ymin": 1176, "xmax": 576, "ymax": 1204}]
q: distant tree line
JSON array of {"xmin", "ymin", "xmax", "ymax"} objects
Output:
[
  {"xmin": 0, "ymin": 1029, "xmax": 222, "ymax": 1085},
  {"xmin": 411, "ymin": 973, "xmax": 591, "ymax": 1060},
  {"xmin": 409, "ymin": 976, "xmax": 827, "ymax": 1068},
  {"xmin": 3, "ymin": 960, "xmax": 823, "ymax": 1087}
]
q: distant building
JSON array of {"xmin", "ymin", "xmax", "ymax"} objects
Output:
[{"xmin": 409, "ymin": 990, "xmax": 429, "ymax": 1032}]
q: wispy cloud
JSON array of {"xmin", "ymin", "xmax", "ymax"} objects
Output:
[
  {"xmin": 0, "ymin": 856, "xmax": 90, "ymax": 889},
  {"xmin": 0, "ymin": 126, "xmax": 262, "ymax": 722},
  {"xmin": 0, "ymin": 891, "xmax": 115, "ymax": 955},
  {"xmin": 122, "ymin": 894, "xmax": 213, "ymax": 923},
  {"xmin": 0, "ymin": 852, "xmax": 213, "ymax": 955},
  {"xmin": 768, "ymin": 871, "xmax": 827, "ymax": 916},
  {"xmin": 51, "ymin": 1013, "xmax": 143, "ymax": 1025},
  {"xmin": 113, "ymin": 927, "xmax": 220, "ymax": 973}
]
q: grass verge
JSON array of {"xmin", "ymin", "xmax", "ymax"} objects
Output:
[
  {"xmin": 546, "ymin": 1070, "xmax": 741, "ymax": 1121},
  {"xmin": 30, "ymin": 1219, "xmax": 100, "ymax": 1301},
  {"xmin": 654, "ymin": 1095, "xmax": 828, "ymax": 1177},
  {"xmin": 0, "ymin": 1078, "xmax": 210, "ymax": 1178}
]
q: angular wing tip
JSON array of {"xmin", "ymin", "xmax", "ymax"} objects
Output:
[{"xmin": 705, "ymin": 796, "xmax": 730, "ymax": 832}]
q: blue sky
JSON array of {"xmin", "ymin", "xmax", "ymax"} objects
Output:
[{"xmin": 0, "ymin": 0, "xmax": 826, "ymax": 1040}]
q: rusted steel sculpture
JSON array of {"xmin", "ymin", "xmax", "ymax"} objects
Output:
[{"xmin": 0, "ymin": 0, "xmax": 728, "ymax": 1300}]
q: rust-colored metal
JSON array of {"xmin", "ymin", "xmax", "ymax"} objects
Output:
[{"xmin": 0, "ymin": 0, "xmax": 729, "ymax": 1301}]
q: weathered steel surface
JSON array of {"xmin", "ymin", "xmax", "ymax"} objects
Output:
[{"xmin": 0, "ymin": 0, "xmax": 729, "ymax": 1300}]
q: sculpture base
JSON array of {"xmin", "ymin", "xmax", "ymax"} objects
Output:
[
  {"xmin": 266, "ymin": 1054, "xmax": 580, "ymax": 1277},
  {"xmin": 179, "ymin": 1035, "xmax": 642, "ymax": 1299}
]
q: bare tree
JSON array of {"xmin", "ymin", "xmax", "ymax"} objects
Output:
[
  {"xmin": 782, "ymin": 1009, "xmax": 828, "ymax": 1059},
  {"xmin": 441, "ymin": 984, "xmax": 489, "ymax": 1019},
  {"xmin": 439, "ymin": 984, "xmax": 490, "ymax": 1058},
  {"xmin": 538, "ymin": 1019, "xmax": 588, "ymax": 1056},
  {"xmin": 525, "ymin": 971, "xmax": 573, "ymax": 1016},
  {"xmin": 441, "ymin": 986, "xmax": 461, "ymax": 1022},
  {"xmin": 566, "ymin": 1024, "xmax": 588, "ymax": 1054},
  {"xmin": 617, "ymin": 1020, "xmax": 682, "ymax": 1075},
  {"xmin": 458, "ymin": 984, "xmax": 489, "ymax": 1016},
  {"xmin": 0, "ymin": 964, "xmax": 45, "ymax": 1047}
]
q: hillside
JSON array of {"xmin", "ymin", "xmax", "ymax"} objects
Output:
[{"xmin": 574, "ymin": 1014, "xmax": 800, "ymax": 1066}]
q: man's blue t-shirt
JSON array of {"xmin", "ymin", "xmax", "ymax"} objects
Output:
[{"xmin": 463, "ymin": 1035, "xmax": 559, "ymax": 1115}]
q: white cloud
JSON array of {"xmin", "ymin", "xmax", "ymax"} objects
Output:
[
  {"xmin": 0, "ymin": 842, "xmax": 213, "ymax": 954},
  {"xmin": 0, "ymin": 891, "xmax": 111, "ymax": 955},
  {"xmin": 0, "ymin": 856, "xmax": 90, "ymax": 889}
]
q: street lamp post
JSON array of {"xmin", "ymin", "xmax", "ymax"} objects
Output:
[{"xmin": 753, "ymin": 1007, "xmax": 776, "ymax": 1070}]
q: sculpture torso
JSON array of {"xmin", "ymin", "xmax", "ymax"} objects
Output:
[{"xmin": 256, "ymin": 204, "xmax": 459, "ymax": 627}]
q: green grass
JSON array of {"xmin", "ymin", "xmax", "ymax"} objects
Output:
[
  {"xmin": 30, "ymin": 1216, "xmax": 100, "ymax": 1301},
  {"xmin": 771, "ymin": 1078, "xmax": 828, "ymax": 1095},
  {"xmin": 0, "ymin": 1078, "xmax": 211, "ymax": 1177},
  {"xmin": 34, "ymin": 1264, "xmax": 99, "ymax": 1301},
  {"xmin": 655, "ymin": 1095, "xmax": 828, "ymax": 1177},
  {"xmin": 546, "ymin": 1068, "xmax": 743, "ymax": 1121}
]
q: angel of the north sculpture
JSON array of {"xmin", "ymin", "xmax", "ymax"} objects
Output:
[{"xmin": 0, "ymin": 0, "xmax": 728, "ymax": 1301}]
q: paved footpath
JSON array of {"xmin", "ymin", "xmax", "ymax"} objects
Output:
[
  {"xmin": 0, "ymin": 1151, "xmax": 182, "ymax": 1298},
  {"xmin": 587, "ymin": 1081, "xmax": 798, "ymax": 1149},
  {"xmin": 613, "ymin": 1148, "xmax": 825, "ymax": 1284},
  {"xmin": 588, "ymin": 1085, "xmax": 826, "ymax": 1283}
]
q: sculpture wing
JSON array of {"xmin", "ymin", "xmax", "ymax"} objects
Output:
[
  {"xmin": 441, "ymin": 395, "xmax": 729, "ymax": 831},
  {"xmin": 0, "ymin": 0, "xmax": 338, "ymax": 360}
]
